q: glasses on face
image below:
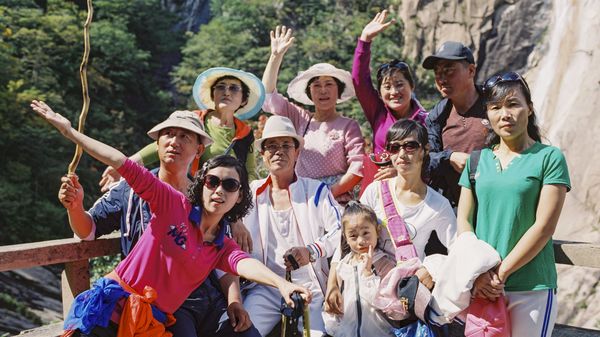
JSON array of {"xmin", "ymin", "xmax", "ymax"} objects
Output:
[
  {"xmin": 263, "ymin": 143, "xmax": 296, "ymax": 153},
  {"xmin": 204, "ymin": 174, "xmax": 241, "ymax": 192},
  {"xmin": 386, "ymin": 141, "xmax": 421, "ymax": 155},
  {"xmin": 483, "ymin": 71, "xmax": 530, "ymax": 94},
  {"xmin": 213, "ymin": 83, "xmax": 243, "ymax": 94}
]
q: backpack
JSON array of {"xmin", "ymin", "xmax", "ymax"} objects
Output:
[{"xmin": 468, "ymin": 150, "xmax": 482, "ymax": 229}]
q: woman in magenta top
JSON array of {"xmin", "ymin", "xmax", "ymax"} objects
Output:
[
  {"xmin": 30, "ymin": 100, "xmax": 310, "ymax": 337},
  {"xmin": 262, "ymin": 26, "xmax": 364, "ymax": 204},
  {"xmin": 353, "ymin": 10, "xmax": 427, "ymax": 186}
]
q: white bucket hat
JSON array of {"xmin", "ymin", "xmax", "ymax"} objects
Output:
[
  {"xmin": 286, "ymin": 63, "xmax": 355, "ymax": 105},
  {"xmin": 192, "ymin": 67, "xmax": 266, "ymax": 120},
  {"xmin": 255, "ymin": 115, "xmax": 304, "ymax": 151},
  {"xmin": 147, "ymin": 110, "xmax": 213, "ymax": 147}
]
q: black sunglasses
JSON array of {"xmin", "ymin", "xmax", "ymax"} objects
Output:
[
  {"xmin": 483, "ymin": 71, "xmax": 530, "ymax": 94},
  {"xmin": 385, "ymin": 141, "xmax": 421, "ymax": 155},
  {"xmin": 204, "ymin": 174, "xmax": 241, "ymax": 192}
]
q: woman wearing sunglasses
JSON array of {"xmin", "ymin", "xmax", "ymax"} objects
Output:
[
  {"xmin": 262, "ymin": 26, "xmax": 364, "ymax": 204},
  {"xmin": 353, "ymin": 10, "xmax": 428, "ymax": 192},
  {"xmin": 30, "ymin": 100, "xmax": 310, "ymax": 337},
  {"xmin": 325, "ymin": 119, "xmax": 456, "ymax": 315},
  {"xmin": 457, "ymin": 72, "xmax": 570, "ymax": 336}
]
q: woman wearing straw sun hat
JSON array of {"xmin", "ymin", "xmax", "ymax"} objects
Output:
[
  {"xmin": 262, "ymin": 25, "xmax": 364, "ymax": 204},
  {"xmin": 100, "ymin": 67, "xmax": 266, "ymax": 189}
]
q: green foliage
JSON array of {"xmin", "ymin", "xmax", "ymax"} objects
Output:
[
  {"xmin": 0, "ymin": 293, "xmax": 43, "ymax": 324},
  {"xmin": 0, "ymin": 0, "xmax": 182, "ymax": 245}
]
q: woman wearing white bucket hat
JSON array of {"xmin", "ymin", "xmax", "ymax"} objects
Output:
[
  {"xmin": 262, "ymin": 26, "xmax": 364, "ymax": 204},
  {"xmin": 99, "ymin": 67, "xmax": 266, "ymax": 193}
]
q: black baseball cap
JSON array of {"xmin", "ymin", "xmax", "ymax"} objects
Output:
[{"xmin": 422, "ymin": 41, "xmax": 475, "ymax": 69}]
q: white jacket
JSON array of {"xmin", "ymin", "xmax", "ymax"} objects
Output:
[
  {"xmin": 245, "ymin": 175, "xmax": 342, "ymax": 293},
  {"xmin": 323, "ymin": 253, "xmax": 395, "ymax": 337}
]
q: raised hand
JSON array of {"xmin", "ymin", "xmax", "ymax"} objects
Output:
[
  {"xmin": 362, "ymin": 245, "xmax": 375, "ymax": 277},
  {"xmin": 360, "ymin": 9, "xmax": 396, "ymax": 42},
  {"xmin": 270, "ymin": 25, "xmax": 295, "ymax": 56},
  {"xmin": 30, "ymin": 100, "xmax": 73, "ymax": 136}
]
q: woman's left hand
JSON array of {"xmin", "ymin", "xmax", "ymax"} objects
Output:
[
  {"xmin": 374, "ymin": 166, "xmax": 397, "ymax": 181},
  {"xmin": 270, "ymin": 25, "xmax": 295, "ymax": 56}
]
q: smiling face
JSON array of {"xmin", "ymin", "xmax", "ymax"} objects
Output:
[
  {"xmin": 343, "ymin": 214, "xmax": 378, "ymax": 256},
  {"xmin": 486, "ymin": 87, "xmax": 532, "ymax": 142},
  {"xmin": 211, "ymin": 77, "xmax": 247, "ymax": 114},
  {"xmin": 201, "ymin": 166, "xmax": 242, "ymax": 217},
  {"xmin": 433, "ymin": 60, "xmax": 475, "ymax": 100},
  {"xmin": 380, "ymin": 70, "xmax": 414, "ymax": 117},
  {"xmin": 157, "ymin": 127, "xmax": 203, "ymax": 170},
  {"xmin": 261, "ymin": 136, "xmax": 299, "ymax": 177},
  {"xmin": 308, "ymin": 76, "xmax": 339, "ymax": 111}
]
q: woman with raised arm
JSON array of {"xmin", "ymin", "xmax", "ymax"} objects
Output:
[
  {"xmin": 353, "ymin": 10, "xmax": 427, "ymax": 192},
  {"xmin": 457, "ymin": 72, "xmax": 570, "ymax": 336},
  {"xmin": 262, "ymin": 26, "xmax": 364, "ymax": 204},
  {"xmin": 31, "ymin": 100, "xmax": 310, "ymax": 337}
]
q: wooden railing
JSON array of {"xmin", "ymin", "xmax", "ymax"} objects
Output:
[{"xmin": 1, "ymin": 235, "xmax": 600, "ymax": 336}]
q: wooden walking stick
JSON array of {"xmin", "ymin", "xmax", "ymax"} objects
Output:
[{"xmin": 67, "ymin": 0, "xmax": 93, "ymax": 174}]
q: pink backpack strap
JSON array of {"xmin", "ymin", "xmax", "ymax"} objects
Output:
[{"xmin": 380, "ymin": 180, "xmax": 418, "ymax": 261}]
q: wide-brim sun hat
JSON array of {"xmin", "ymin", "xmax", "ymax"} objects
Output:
[
  {"xmin": 255, "ymin": 115, "xmax": 304, "ymax": 151},
  {"xmin": 192, "ymin": 67, "xmax": 266, "ymax": 120},
  {"xmin": 147, "ymin": 110, "xmax": 213, "ymax": 147},
  {"xmin": 286, "ymin": 63, "xmax": 355, "ymax": 105}
]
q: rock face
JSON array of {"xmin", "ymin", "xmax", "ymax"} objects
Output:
[
  {"xmin": 160, "ymin": 0, "xmax": 211, "ymax": 32},
  {"xmin": 397, "ymin": 0, "xmax": 600, "ymax": 330}
]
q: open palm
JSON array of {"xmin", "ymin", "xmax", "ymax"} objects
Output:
[
  {"xmin": 270, "ymin": 25, "xmax": 295, "ymax": 56},
  {"xmin": 31, "ymin": 100, "xmax": 72, "ymax": 135},
  {"xmin": 361, "ymin": 10, "xmax": 396, "ymax": 42}
]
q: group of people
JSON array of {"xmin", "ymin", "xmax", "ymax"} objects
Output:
[{"xmin": 34, "ymin": 9, "xmax": 570, "ymax": 337}]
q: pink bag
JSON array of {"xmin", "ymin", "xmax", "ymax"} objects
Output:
[{"xmin": 465, "ymin": 296, "xmax": 511, "ymax": 337}]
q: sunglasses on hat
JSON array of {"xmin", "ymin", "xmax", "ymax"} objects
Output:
[
  {"xmin": 204, "ymin": 175, "xmax": 241, "ymax": 192},
  {"xmin": 377, "ymin": 60, "xmax": 410, "ymax": 76},
  {"xmin": 484, "ymin": 71, "xmax": 530, "ymax": 94}
]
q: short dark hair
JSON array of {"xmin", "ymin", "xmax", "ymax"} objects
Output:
[
  {"xmin": 210, "ymin": 75, "xmax": 250, "ymax": 104},
  {"xmin": 376, "ymin": 60, "xmax": 415, "ymax": 91},
  {"xmin": 483, "ymin": 78, "xmax": 541, "ymax": 146},
  {"xmin": 304, "ymin": 76, "xmax": 345, "ymax": 101},
  {"xmin": 385, "ymin": 119, "xmax": 429, "ymax": 180},
  {"xmin": 187, "ymin": 155, "xmax": 253, "ymax": 223}
]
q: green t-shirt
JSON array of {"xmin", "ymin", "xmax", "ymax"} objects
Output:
[
  {"xmin": 200, "ymin": 120, "xmax": 257, "ymax": 181},
  {"xmin": 458, "ymin": 142, "xmax": 570, "ymax": 291}
]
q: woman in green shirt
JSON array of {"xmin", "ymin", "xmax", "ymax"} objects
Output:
[{"xmin": 457, "ymin": 72, "xmax": 570, "ymax": 337}]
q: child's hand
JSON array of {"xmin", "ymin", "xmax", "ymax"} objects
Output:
[
  {"xmin": 324, "ymin": 284, "xmax": 344, "ymax": 315},
  {"xmin": 415, "ymin": 266, "xmax": 434, "ymax": 290},
  {"xmin": 362, "ymin": 245, "xmax": 374, "ymax": 277}
]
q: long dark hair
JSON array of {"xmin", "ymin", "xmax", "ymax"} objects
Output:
[
  {"xmin": 187, "ymin": 155, "xmax": 253, "ymax": 222},
  {"xmin": 340, "ymin": 201, "xmax": 380, "ymax": 257},
  {"xmin": 385, "ymin": 119, "xmax": 429, "ymax": 180},
  {"xmin": 483, "ymin": 78, "xmax": 542, "ymax": 146}
]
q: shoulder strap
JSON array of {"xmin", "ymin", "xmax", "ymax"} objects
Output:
[
  {"xmin": 302, "ymin": 115, "xmax": 313, "ymax": 137},
  {"xmin": 469, "ymin": 150, "xmax": 482, "ymax": 229},
  {"xmin": 379, "ymin": 180, "xmax": 418, "ymax": 261}
]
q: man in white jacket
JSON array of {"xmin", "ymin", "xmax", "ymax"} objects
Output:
[{"xmin": 242, "ymin": 115, "xmax": 342, "ymax": 337}]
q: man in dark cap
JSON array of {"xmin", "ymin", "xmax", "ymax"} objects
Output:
[{"xmin": 422, "ymin": 41, "xmax": 490, "ymax": 210}]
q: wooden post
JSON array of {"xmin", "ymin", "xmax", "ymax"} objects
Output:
[{"xmin": 61, "ymin": 259, "xmax": 90, "ymax": 318}]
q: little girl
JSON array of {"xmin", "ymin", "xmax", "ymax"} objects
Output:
[{"xmin": 322, "ymin": 202, "xmax": 395, "ymax": 337}]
